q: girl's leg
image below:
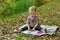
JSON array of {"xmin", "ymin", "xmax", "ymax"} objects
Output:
[
  {"xmin": 21, "ymin": 26, "xmax": 28, "ymax": 31},
  {"xmin": 35, "ymin": 25, "xmax": 42, "ymax": 31}
]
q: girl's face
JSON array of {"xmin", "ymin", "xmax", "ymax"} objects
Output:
[{"xmin": 29, "ymin": 9, "xmax": 36, "ymax": 16}]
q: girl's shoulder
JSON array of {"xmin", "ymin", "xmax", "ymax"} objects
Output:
[{"xmin": 27, "ymin": 16, "xmax": 31, "ymax": 20}]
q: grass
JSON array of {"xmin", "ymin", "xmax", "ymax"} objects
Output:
[
  {"xmin": 0, "ymin": 0, "xmax": 60, "ymax": 40},
  {"xmin": 0, "ymin": 0, "xmax": 34, "ymax": 21}
]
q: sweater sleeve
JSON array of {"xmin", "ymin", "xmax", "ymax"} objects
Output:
[
  {"xmin": 27, "ymin": 16, "xmax": 30, "ymax": 26},
  {"xmin": 35, "ymin": 16, "xmax": 39, "ymax": 25}
]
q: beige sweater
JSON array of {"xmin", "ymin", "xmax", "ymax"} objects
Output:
[{"xmin": 27, "ymin": 15, "xmax": 39, "ymax": 27}]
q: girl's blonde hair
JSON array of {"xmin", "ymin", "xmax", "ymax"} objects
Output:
[{"xmin": 29, "ymin": 6, "xmax": 36, "ymax": 13}]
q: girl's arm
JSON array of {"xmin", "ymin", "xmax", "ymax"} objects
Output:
[
  {"xmin": 27, "ymin": 18, "xmax": 31, "ymax": 31},
  {"xmin": 27, "ymin": 24, "xmax": 31, "ymax": 31},
  {"xmin": 33, "ymin": 17, "xmax": 39, "ymax": 30}
]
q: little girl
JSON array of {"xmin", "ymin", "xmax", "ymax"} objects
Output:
[{"xmin": 16, "ymin": 6, "xmax": 42, "ymax": 32}]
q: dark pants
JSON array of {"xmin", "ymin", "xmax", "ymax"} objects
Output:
[{"xmin": 21, "ymin": 25, "xmax": 42, "ymax": 31}]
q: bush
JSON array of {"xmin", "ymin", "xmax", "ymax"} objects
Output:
[
  {"xmin": 0, "ymin": 0, "xmax": 35, "ymax": 17},
  {"xmin": 34, "ymin": 0, "xmax": 51, "ymax": 6}
]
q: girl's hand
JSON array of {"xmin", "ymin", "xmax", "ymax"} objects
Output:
[
  {"xmin": 32, "ymin": 28, "xmax": 35, "ymax": 31},
  {"xmin": 28, "ymin": 28, "xmax": 31, "ymax": 31}
]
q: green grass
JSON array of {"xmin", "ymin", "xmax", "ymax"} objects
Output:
[
  {"xmin": 0, "ymin": 0, "xmax": 60, "ymax": 40},
  {"xmin": 0, "ymin": 0, "xmax": 34, "ymax": 21}
]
